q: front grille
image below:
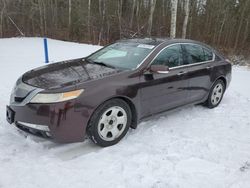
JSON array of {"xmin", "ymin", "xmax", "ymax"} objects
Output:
[
  {"xmin": 14, "ymin": 96, "xmax": 25, "ymax": 102},
  {"xmin": 10, "ymin": 80, "xmax": 37, "ymax": 104}
]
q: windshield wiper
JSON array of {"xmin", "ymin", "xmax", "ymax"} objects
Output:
[
  {"xmin": 85, "ymin": 58, "xmax": 115, "ymax": 69},
  {"xmin": 94, "ymin": 62, "xmax": 116, "ymax": 69}
]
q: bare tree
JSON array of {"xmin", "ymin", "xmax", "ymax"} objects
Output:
[
  {"xmin": 242, "ymin": 17, "xmax": 249, "ymax": 48},
  {"xmin": 147, "ymin": 0, "xmax": 157, "ymax": 36},
  {"xmin": 117, "ymin": 0, "xmax": 123, "ymax": 39},
  {"xmin": 234, "ymin": 0, "xmax": 248, "ymax": 50},
  {"xmin": 0, "ymin": 0, "xmax": 250, "ymax": 55},
  {"xmin": 182, "ymin": 0, "xmax": 190, "ymax": 38},
  {"xmin": 170, "ymin": 0, "xmax": 178, "ymax": 38},
  {"xmin": 43, "ymin": 0, "xmax": 47, "ymax": 35},
  {"xmin": 130, "ymin": 0, "xmax": 136, "ymax": 29},
  {"xmin": 0, "ymin": 0, "xmax": 6, "ymax": 37},
  {"xmin": 38, "ymin": 1, "xmax": 44, "ymax": 35},
  {"xmin": 88, "ymin": 0, "xmax": 91, "ymax": 42},
  {"xmin": 136, "ymin": 0, "xmax": 141, "ymax": 35},
  {"xmin": 53, "ymin": 0, "xmax": 58, "ymax": 29},
  {"xmin": 68, "ymin": 0, "xmax": 72, "ymax": 39},
  {"xmin": 217, "ymin": 8, "xmax": 228, "ymax": 46},
  {"xmin": 98, "ymin": 0, "xmax": 106, "ymax": 45}
]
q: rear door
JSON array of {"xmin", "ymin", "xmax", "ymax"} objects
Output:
[
  {"xmin": 140, "ymin": 44, "xmax": 189, "ymax": 117},
  {"xmin": 182, "ymin": 44, "xmax": 214, "ymax": 103}
]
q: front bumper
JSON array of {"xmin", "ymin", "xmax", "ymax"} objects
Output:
[
  {"xmin": 15, "ymin": 121, "xmax": 51, "ymax": 138},
  {"xmin": 6, "ymin": 100, "xmax": 90, "ymax": 143},
  {"xmin": 16, "ymin": 121, "xmax": 50, "ymax": 132}
]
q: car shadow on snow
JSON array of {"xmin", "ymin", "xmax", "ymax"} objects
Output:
[
  {"xmin": 5, "ymin": 98, "xmax": 231, "ymax": 162},
  {"xmin": 10, "ymin": 126, "xmax": 101, "ymax": 161}
]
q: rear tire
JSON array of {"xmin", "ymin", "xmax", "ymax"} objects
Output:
[
  {"xmin": 87, "ymin": 99, "xmax": 132, "ymax": 147},
  {"xmin": 205, "ymin": 79, "xmax": 225, "ymax": 108}
]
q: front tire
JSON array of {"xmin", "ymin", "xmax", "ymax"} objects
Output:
[
  {"xmin": 205, "ymin": 79, "xmax": 225, "ymax": 108},
  {"xmin": 87, "ymin": 99, "xmax": 132, "ymax": 147}
]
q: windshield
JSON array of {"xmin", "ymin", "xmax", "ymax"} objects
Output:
[{"xmin": 86, "ymin": 42, "xmax": 155, "ymax": 70}]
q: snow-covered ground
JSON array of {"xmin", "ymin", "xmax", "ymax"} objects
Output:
[{"xmin": 0, "ymin": 38, "xmax": 250, "ymax": 188}]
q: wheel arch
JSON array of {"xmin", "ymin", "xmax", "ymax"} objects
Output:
[
  {"xmin": 214, "ymin": 76, "xmax": 227, "ymax": 88},
  {"xmin": 87, "ymin": 95, "xmax": 138, "ymax": 131},
  {"xmin": 115, "ymin": 96, "xmax": 138, "ymax": 129},
  {"xmin": 203, "ymin": 75, "xmax": 227, "ymax": 103}
]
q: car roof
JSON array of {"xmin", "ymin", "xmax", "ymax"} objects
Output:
[
  {"xmin": 118, "ymin": 38, "xmax": 168, "ymax": 46},
  {"xmin": 118, "ymin": 38, "xmax": 212, "ymax": 49}
]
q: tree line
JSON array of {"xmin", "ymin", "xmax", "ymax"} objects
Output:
[{"xmin": 0, "ymin": 0, "xmax": 250, "ymax": 56}]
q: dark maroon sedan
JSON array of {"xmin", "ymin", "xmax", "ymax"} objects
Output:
[{"xmin": 6, "ymin": 38, "xmax": 232, "ymax": 147}]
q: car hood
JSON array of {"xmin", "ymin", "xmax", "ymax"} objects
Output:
[{"xmin": 22, "ymin": 59, "xmax": 121, "ymax": 90}]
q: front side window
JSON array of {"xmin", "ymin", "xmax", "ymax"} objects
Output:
[
  {"xmin": 183, "ymin": 44, "xmax": 206, "ymax": 64},
  {"xmin": 87, "ymin": 42, "xmax": 155, "ymax": 70},
  {"xmin": 151, "ymin": 44, "xmax": 183, "ymax": 68}
]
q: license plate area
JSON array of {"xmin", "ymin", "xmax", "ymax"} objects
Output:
[{"xmin": 6, "ymin": 106, "xmax": 15, "ymax": 124}]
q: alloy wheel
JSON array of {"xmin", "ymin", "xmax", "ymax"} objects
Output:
[
  {"xmin": 97, "ymin": 106, "xmax": 128, "ymax": 141},
  {"xmin": 211, "ymin": 83, "xmax": 224, "ymax": 105}
]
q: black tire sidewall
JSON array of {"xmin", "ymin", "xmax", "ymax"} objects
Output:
[
  {"xmin": 207, "ymin": 80, "xmax": 225, "ymax": 108},
  {"xmin": 87, "ymin": 99, "xmax": 132, "ymax": 147}
]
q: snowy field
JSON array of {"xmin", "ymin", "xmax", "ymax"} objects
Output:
[{"xmin": 0, "ymin": 38, "xmax": 250, "ymax": 188}]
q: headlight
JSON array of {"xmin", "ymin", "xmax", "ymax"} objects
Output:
[{"xmin": 30, "ymin": 89, "xmax": 84, "ymax": 103}]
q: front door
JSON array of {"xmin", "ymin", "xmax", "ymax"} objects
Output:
[{"xmin": 140, "ymin": 44, "xmax": 189, "ymax": 117}]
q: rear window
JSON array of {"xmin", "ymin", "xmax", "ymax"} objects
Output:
[
  {"xmin": 183, "ymin": 44, "xmax": 205, "ymax": 64},
  {"xmin": 203, "ymin": 48, "xmax": 213, "ymax": 61}
]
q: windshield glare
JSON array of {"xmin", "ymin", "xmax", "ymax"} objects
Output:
[{"xmin": 87, "ymin": 42, "xmax": 155, "ymax": 70}]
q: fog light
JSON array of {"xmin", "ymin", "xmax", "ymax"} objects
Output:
[{"xmin": 17, "ymin": 121, "xmax": 50, "ymax": 132}]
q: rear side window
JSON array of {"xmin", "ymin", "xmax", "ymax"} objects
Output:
[
  {"xmin": 203, "ymin": 48, "xmax": 213, "ymax": 61},
  {"xmin": 151, "ymin": 44, "xmax": 183, "ymax": 68},
  {"xmin": 183, "ymin": 44, "xmax": 205, "ymax": 64}
]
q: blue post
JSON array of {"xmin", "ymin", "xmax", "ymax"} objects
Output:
[{"xmin": 43, "ymin": 38, "xmax": 49, "ymax": 63}]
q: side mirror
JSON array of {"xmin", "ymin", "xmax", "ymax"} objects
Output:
[{"xmin": 149, "ymin": 64, "xmax": 169, "ymax": 74}]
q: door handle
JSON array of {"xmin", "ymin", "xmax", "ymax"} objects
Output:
[
  {"xmin": 206, "ymin": 66, "xmax": 213, "ymax": 70},
  {"xmin": 177, "ymin": 71, "xmax": 187, "ymax": 76}
]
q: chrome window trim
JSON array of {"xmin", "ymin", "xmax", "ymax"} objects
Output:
[
  {"xmin": 135, "ymin": 43, "xmax": 164, "ymax": 69},
  {"xmin": 169, "ymin": 58, "xmax": 214, "ymax": 70},
  {"xmin": 144, "ymin": 42, "xmax": 215, "ymax": 70}
]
